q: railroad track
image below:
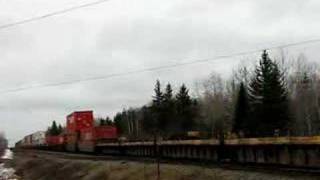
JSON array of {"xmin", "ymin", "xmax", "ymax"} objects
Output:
[{"xmin": 14, "ymin": 149, "xmax": 320, "ymax": 177}]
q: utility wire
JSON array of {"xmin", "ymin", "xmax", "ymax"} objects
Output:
[
  {"xmin": 0, "ymin": 0, "xmax": 111, "ymax": 30},
  {"xmin": 0, "ymin": 38, "xmax": 320, "ymax": 94},
  {"xmin": 0, "ymin": 0, "xmax": 318, "ymax": 94}
]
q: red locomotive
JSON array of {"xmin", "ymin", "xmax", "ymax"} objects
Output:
[
  {"xmin": 65, "ymin": 111, "xmax": 95, "ymax": 152},
  {"xmin": 65, "ymin": 111, "xmax": 117, "ymax": 152}
]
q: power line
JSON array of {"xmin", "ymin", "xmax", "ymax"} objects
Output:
[
  {"xmin": 0, "ymin": 0, "xmax": 111, "ymax": 30},
  {"xmin": 271, "ymin": 38, "xmax": 320, "ymax": 49},
  {"xmin": 0, "ymin": 38, "xmax": 320, "ymax": 94}
]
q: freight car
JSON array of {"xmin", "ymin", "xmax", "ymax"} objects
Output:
[
  {"xmin": 31, "ymin": 131, "xmax": 46, "ymax": 146},
  {"xmin": 16, "ymin": 131, "xmax": 46, "ymax": 149}
]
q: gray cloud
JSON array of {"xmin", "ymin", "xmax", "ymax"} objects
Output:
[{"xmin": 0, "ymin": 0, "xmax": 320, "ymax": 145}]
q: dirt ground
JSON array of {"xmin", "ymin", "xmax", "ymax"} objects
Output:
[{"xmin": 7, "ymin": 151, "xmax": 320, "ymax": 180}]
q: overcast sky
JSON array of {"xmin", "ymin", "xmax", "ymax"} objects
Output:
[{"xmin": 1, "ymin": 0, "xmax": 320, "ymax": 145}]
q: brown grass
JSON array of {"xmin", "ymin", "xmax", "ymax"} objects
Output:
[{"xmin": 9, "ymin": 152, "xmax": 318, "ymax": 180}]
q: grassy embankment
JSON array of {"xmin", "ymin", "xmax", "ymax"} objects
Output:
[{"xmin": 8, "ymin": 151, "xmax": 319, "ymax": 180}]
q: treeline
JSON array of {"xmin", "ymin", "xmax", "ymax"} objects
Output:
[
  {"xmin": 46, "ymin": 121, "xmax": 63, "ymax": 136},
  {"xmin": 114, "ymin": 82, "xmax": 198, "ymax": 139},
  {"xmin": 96, "ymin": 117, "xmax": 113, "ymax": 126},
  {"xmin": 111, "ymin": 50, "xmax": 320, "ymax": 139}
]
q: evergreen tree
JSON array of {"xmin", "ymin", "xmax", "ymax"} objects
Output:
[
  {"xmin": 151, "ymin": 80, "xmax": 164, "ymax": 133},
  {"xmin": 114, "ymin": 112, "xmax": 124, "ymax": 135},
  {"xmin": 163, "ymin": 83, "xmax": 176, "ymax": 134},
  {"xmin": 176, "ymin": 84, "xmax": 194, "ymax": 131},
  {"xmin": 153, "ymin": 80, "xmax": 164, "ymax": 107},
  {"xmin": 232, "ymin": 82, "xmax": 249, "ymax": 136},
  {"xmin": 50, "ymin": 121, "xmax": 59, "ymax": 135},
  {"xmin": 99, "ymin": 118, "xmax": 105, "ymax": 126},
  {"xmin": 176, "ymin": 84, "xmax": 191, "ymax": 106},
  {"xmin": 106, "ymin": 116, "xmax": 113, "ymax": 125},
  {"xmin": 58, "ymin": 124, "xmax": 63, "ymax": 134},
  {"xmin": 249, "ymin": 50, "xmax": 290, "ymax": 137},
  {"xmin": 163, "ymin": 83, "xmax": 173, "ymax": 102}
]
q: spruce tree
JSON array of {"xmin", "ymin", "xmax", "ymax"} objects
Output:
[
  {"xmin": 163, "ymin": 83, "xmax": 173, "ymax": 102},
  {"xmin": 176, "ymin": 84, "xmax": 191, "ymax": 106},
  {"xmin": 114, "ymin": 112, "xmax": 124, "ymax": 134},
  {"xmin": 232, "ymin": 82, "xmax": 249, "ymax": 136},
  {"xmin": 58, "ymin": 124, "xmax": 63, "ymax": 134},
  {"xmin": 176, "ymin": 84, "xmax": 193, "ymax": 131},
  {"xmin": 106, "ymin": 116, "xmax": 112, "ymax": 125},
  {"xmin": 163, "ymin": 83, "xmax": 176, "ymax": 134},
  {"xmin": 153, "ymin": 80, "xmax": 164, "ymax": 106},
  {"xmin": 99, "ymin": 118, "xmax": 105, "ymax": 126},
  {"xmin": 51, "ymin": 121, "xmax": 59, "ymax": 135},
  {"xmin": 152, "ymin": 80, "xmax": 164, "ymax": 133},
  {"xmin": 249, "ymin": 50, "xmax": 290, "ymax": 137}
]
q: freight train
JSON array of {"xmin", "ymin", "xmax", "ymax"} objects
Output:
[
  {"xmin": 15, "ymin": 110, "xmax": 320, "ymax": 169},
  {"xmin": 15, "ymin": 111, "xmax": 118, "ymax": 152}
]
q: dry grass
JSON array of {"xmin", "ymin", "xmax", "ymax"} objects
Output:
[{"xmin": 9, "ymin": 152, "xmax": 318, "ymax": 180}]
